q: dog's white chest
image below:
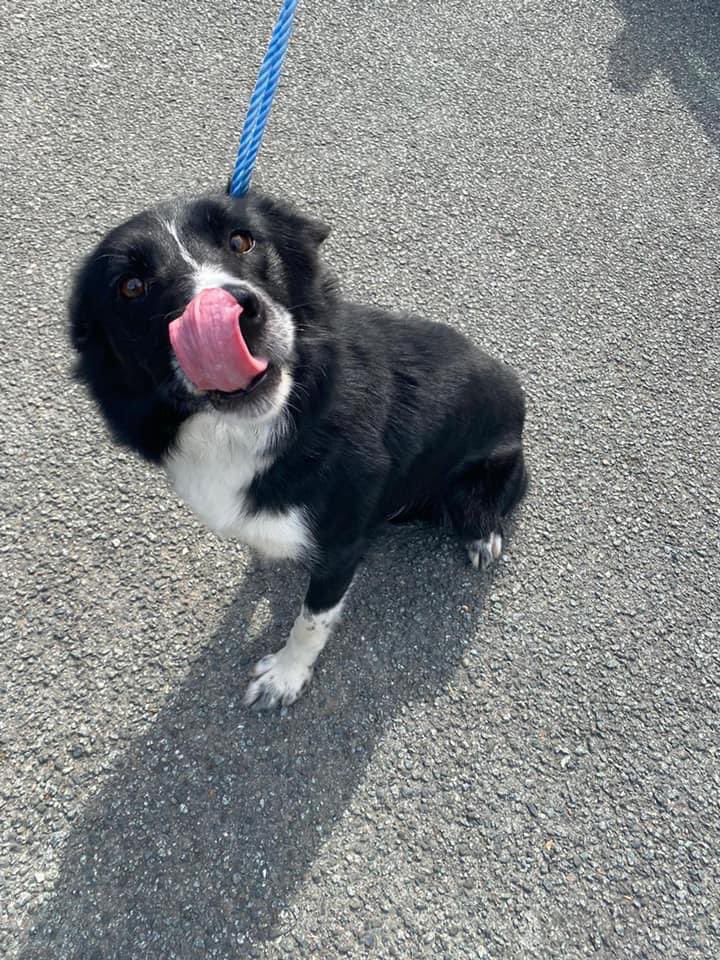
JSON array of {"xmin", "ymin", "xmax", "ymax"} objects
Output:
[{"xmin": 164, "ymin": 412, "xmax": 310, "ymax": 560}]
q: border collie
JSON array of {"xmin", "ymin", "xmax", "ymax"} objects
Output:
[{"xmin": 69, "ymin": 191, "xmax": 527, "ymax": 708}]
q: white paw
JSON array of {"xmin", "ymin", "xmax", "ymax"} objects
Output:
[
  {"xmin": 244, "ymin": 648, "xmax": 313, "ymax": 709},
  {"xmin": 467, "ymin": 531, "xmax": 503, "ymax": 570}
]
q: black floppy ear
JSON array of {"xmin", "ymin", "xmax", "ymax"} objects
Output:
[
  {"xmin": 303, "ymin": 215, "xmax": 330, "ymax": 246},
  {"xmin": 68, "ymin": 256, "xmax": 102, "ymax": 357},
  {"xmin": 67, "ymin": 257, "xmax": 136, "ymax": 389},
  {"xmin": 68, "ymin": 284, "xmax": 118, "ymax": 387},
  {"xmin": 252, "ymin": 191, "xmax": 330, "ymax": 247},
  {"xmin": 284, "ymin": 207, "xmax": 331, "ymax": 247},
  {"xmin": 224, "ymin": 177, "xmax": 327, "ymax": 231}
]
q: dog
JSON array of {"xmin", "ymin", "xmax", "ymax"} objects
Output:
[{"xmin": 69, "ymin": 190, "xmax": 527, "ymax": 708}]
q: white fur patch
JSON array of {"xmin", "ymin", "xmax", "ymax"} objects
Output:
[
  {"xmin": 164, "ymin": 407, "xmax": 310, "ymax": 560},
  {"xmin": 162, "ymin": 219, "xmax": 239, "ymax": 295},
  {"xmin": 245, "ymin": 648, "xmax": 313, "ymax": 708},
  {"xmin": 286, "ymin": 601, "xmax": 345, "ymax": 665},
  {"xmin": 192, "ymin": 264, "xmax": 241, "ymax": 297},
  {"xmin": 467, "ymin": 531, "xmax": 503, "ymax": 570},
  {"xmin": 244, "ymin": 601, "xmax": 345, "ymax": 708},
  {"xmin": 163, "ymin": 219, "xmax": 200, "ymax": 269}
]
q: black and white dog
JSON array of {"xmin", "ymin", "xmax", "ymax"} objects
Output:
[{"xmin": 70, "ymin": 191, "xmax": 527, "ymax": 708}]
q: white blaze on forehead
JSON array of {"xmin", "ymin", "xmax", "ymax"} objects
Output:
[
  {"xmin": 162, "ymin": 219, "xmax": 199, "ymax": 269},
  {"xmin": 192, "ymin": 264, "xmax": 240, "ymax": 297},
  {"xmin": 161, "ymin": 219, "xmax": 238, "ymax": 296}
]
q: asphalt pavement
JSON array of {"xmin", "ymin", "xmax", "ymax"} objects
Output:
[{"xmin": 1, "ymin": 0, "xmax": 719, "ymax": 957}]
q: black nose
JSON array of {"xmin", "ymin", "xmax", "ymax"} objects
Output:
[
  {"xmin": 224, "ymin": 286, "xmax": 265, "ymax": 338},
  {"xmin": 227, "ymin": 286, "xmax": 260, "ymax": 319}
]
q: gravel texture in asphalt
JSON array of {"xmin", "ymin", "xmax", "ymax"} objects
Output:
[{"xmin": 2, "ymin": 0, "xmax": 719, "ymax": 957}]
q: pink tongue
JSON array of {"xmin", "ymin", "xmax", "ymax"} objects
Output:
[{"xmin": 169, "ymin": 288, "xmax": 268, "ymax": 393}]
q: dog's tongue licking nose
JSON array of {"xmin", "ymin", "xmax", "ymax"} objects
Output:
[{"xmin": 169, "ymin": 288, "xmax": 268, "ymax": 393}]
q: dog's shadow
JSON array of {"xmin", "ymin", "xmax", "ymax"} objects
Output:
[
  {"xmin": 18, "ymin": 523, "xmax": 507, "ymax": 957},
  {"xmin": 608, "ymin": 0, "xmax": 720, "ymax": 150}
]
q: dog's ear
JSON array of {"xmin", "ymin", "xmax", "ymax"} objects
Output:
[
  {"xmin": 68, "ymin": 259, "xmax": 104, "ymax": 364},
  {"xmin": 68, "ymin": 262, "xmax": 175, "ymax": 461},
  {"xmin": 282, "ymin": 206, "xmax": 331, "ymax": 249},
  {"xmin": 302, "ymin": 214, "xmax": 330, "ymax": 246},
  {"xmin": 68, "ymin": 287, "xmax": 117, "ymax": 388},
  {"xmin": 68, "ymin": 258, "xmax": 140, "ymax": 390},
  {"xmin": 252, "ymin": 192, "xmax": 330, "ymax": 247}
]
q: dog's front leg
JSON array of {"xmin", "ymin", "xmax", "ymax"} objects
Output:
[{"xmin": 244, "ymin": 550, "xmax": 360, "ymax": 709}]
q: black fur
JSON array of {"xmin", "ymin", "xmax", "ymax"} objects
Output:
[{"xmin": 70, "ymin": 191, "xmax": 527, "ymax": 621}]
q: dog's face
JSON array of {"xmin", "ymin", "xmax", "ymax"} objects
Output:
[{"xmin": 70, "ymin": 192, "xmax": 330, "ymax": 455}]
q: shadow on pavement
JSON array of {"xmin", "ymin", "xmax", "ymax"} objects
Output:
[
  {"xmin": 16, "ymin": 524, "xmax": 496, "ymax": 958},
  {"xmin": 608, "ymin": 0, "xmax": 720, "ymax": 148}
]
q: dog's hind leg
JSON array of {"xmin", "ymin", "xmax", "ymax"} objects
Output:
[{"xmin": 442, "ymin": 442, "xmax": 527, "ymax": 570}]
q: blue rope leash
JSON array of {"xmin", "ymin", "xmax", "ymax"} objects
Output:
[{"xmin": 229, "ymin": 0, "xmax": 300, "ymax": 197}]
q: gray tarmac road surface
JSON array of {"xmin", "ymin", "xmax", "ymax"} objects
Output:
[{"xmin": 2, "ymin": 0, "xmax": 719, "ymax": 957}]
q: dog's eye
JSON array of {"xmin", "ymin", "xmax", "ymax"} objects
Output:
[
  {"xmin": 119, "ymin": 276, "xmax": 146, "ymax": 300},
  {"xmin": 229, "ymin": 231, "xmax": 255, "ymax": 255}
]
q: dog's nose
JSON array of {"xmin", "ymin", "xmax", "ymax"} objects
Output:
[
  {"xmin": 224, "ymin": 286, "xmax": 265, "ymax": 338},
  {"xmin": 236, "ymin": 288, "xmax": 259, "ymax": 316},
  {"xmin": 226, "ymin": 286, "xmax": 260, "ymax": 319}
]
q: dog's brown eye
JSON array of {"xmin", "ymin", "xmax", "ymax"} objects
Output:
[
  {"xmin": 229, "ymin": 230, "xmax": 255, "ymax": 255},
  {"xmin": 119, "ymin": 276, "xmax": 145, "ymax": 299}
]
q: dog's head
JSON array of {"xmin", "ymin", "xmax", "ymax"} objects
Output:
[{"xmin": 69, "ymin": 192, "xmax": 332, "ymax": 459}]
